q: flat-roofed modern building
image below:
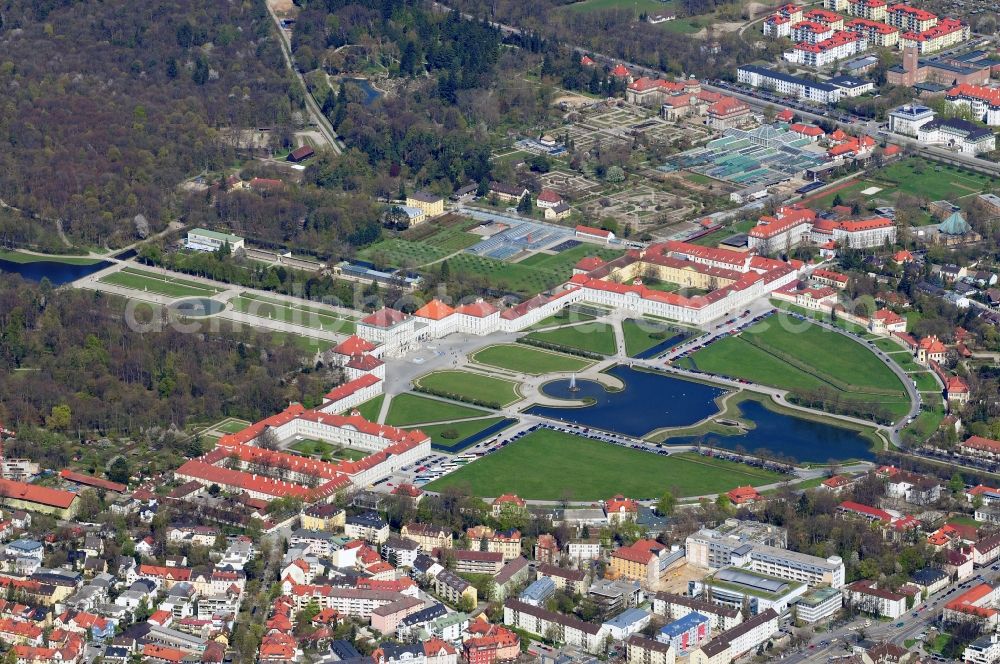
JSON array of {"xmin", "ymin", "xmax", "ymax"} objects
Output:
[
  {"xmin": 792, "ymin": 586, "xmax": 843, "ymax": 623},
  {"xmin": 690, "ymin": 568, "xmax": 808, "ymax": 615},
  {"xmin": 186, "ymin": 228, "xmax": 245, "ymax": 252}
]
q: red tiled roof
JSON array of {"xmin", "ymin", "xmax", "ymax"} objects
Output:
[
  {"xmin": 575, "ymin": 256, "xmax": 607, "ymax": 272},
  {"xmin": 58, "ymin": 469, "xmax": 127, "ymax": 493},
  {"xmin": 345, "ymin": 354, "xmax": 383, "ymax": 371},
  {"xmin": 456, "ymin": 300, "xmax": 499, "ymax": 318},
  {"xmin": 413, "ymin": 299, "xmax": 456, "ymax": 321},
  {"xmin": 727, "ymin": 485, "xmax": 762, "ymax": 504},
  {"xmin": 606, "ymin": 494, "xmax": 638, "ymax": 513},
  {"xmin": 576, "ymin": 225, "xmax": 613, "ymax": 238},
  {"xmin": 537, "ymin": 189, "xmax": 562, "ymax": 203},
  {"xmin": 813, "ymin": 268, "xmax": 849, "ymax": 283},
  {"xmin": 324, "ymin": 374, "xmax": 381, "ymax": 403},
  {"xmin": 964, "ymin": 436, "xmax": 1000, "ymax": 454},
  {"xmin": 945, "ymin": 584, "xmax": 997, "ymax": 619},
  {"xmin": 360, "ymin": 307, "xmax": 408, "ymax": 328},
  {"xmin": 332, "ymin": 335, "xmax": 376, "ymax": 355},
  {"xmin": 0, "ymin": 479, "xmax": 77, "ymax": 509}
]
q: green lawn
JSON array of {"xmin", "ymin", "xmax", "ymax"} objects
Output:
[
  {"xmin": 231, "ymin": 294, "xmax": 355, "ymax": 334},
  {"xmin": 357, "ymin": 238, "xmax": 451, "ymax": 268},
  {"xmin": 691, "ymin": 218, "xmax": 756, "ymax": 247},
  {"xmin": 689, "ymin": 314, "xmax": 910, "ymax": 417},
  {"xmin": 622, "ymin": 318, "xmax": 689, "ymax": 357},
  {"xmin": 385, "ymin": 393, "xmax": 490, "ymax": 426},
  {"xmin": 348, "ymin": 395, "xmax": 384, "ymax": 421},
  {"xmin": 872, "ymin": 337, "xmax": 906, "ymax": 353},
  {"xmin": 264, "ymin": 332, "xmax": 329, "ymax": 356},
  {"xmin": 911, "ymin": 372, "xmax": 940, "ymax": 392},
  {"xmin": 524, "ymin": 322, "xmax": 617, "ymax": 355},
  {"xmin": 517, "ymin": 244, "xmax": 624, "ymax": 273},
  {"xmin": 471, "ymin": 344, "xmax": 593, "ymax": 375},
  {"xmin": 217, "ymin": 420, "xmax": 251, "ymax": 434},
  {"xmin": 527, "ymin": 311, "xmax": 598, "ymax": 330},
  {"xmin": 289, "ymin": 439, "xmax": 368, "ymax": 460},
  {"xmin": 771, "ymin": 301, "xmax": 869, "ymax": 334},
  {"xmin": 100, "ymin": 267, "xmax": 224, "ymax": 298},
  {"xmin": 878, "ymin": 158, "xmax": 994, "ymax": 200},
  {"xmin": 659, "ymin": 18, "xmax": 703, "ymax": 33},
  {"xmin": 0, "ymin": 250, "xmax": 102, "ymax": 265},
  {"xmin": 565, "ymin": 0, "xmax": 677, "ymax": 12},
  {"xmin": 405, "ymin": 417, "xmax": 507, "ymax": 447},
  {"xmin": 890, "ymin": 352, "xmax": 922, "ymax": 372},
  {"xmin": 426, "ymin": 428, "xmax": 783, "ymax": 500},
  {"xmin": 414, "ymin": 370, "xmax": 522, "ymax": 407}
]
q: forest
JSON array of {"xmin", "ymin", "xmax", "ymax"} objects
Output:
[
  {"xmin": 0, "ymin": 275, "xmax": 332, "ymax": 437},
  {"xmin": 0, "ymin": 0, "xmax": 299, "ymax": 249}
]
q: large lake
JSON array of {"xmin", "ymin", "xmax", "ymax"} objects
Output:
[
  {"xmin": 0, "ymin": 257, "xmax": 110, "ymax": 285},
  {"xmin": 527, "ymin": 365, "xmax": 875, "ymax": 462}
]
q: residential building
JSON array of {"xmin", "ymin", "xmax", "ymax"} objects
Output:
[
  {"xmin": 604, "ymin": 608, "xmax": 652, "ymax": 641},
  {"xmin": 503, "ymin": 599, "xmax": 606, "ymax": 654},
  {"xmin": 434, "ymin": 570, "xmax": 477, "ymax": 607},
  {"xmin": 846, "ymin": 579, "xmax": 921, "ymax": 618},
  {"xmin": 657, "ymin": 612, "xmax": 711, "ymax": 654},
  {"xmin": 652, "ymin": 593, "xmax": 744, "ymax": 631},
  {"xmin": 492, "ymin": 557, "xmax": 530, "ymax": 602},
  {"xmin": 965, "ymin": 633, "xmax": 1000, "ymax": 664},
  {"xmin": 401, "ymin": 524, "xmax": 452, "ymax": 553},
  {"xmin": 300, "ymin": 503, "xmax": 346, "ymax": 532},
  {"xmin": 566, "ymin": 539, "xmax": 602, "ymax": 564},
  {"xmin": 464, "ymin": 620, "xmax": 520, "ymax": 664},
  {"xmin": 534, "ymin": 534, "xmax": 559, "ymax": 565},
  {"xmin": 519, "ymin": 578, "xmax": 557, "ymax": 607},
  {"xmin": 489, "ymin": 182, "xmax": 528, "ymax": 203},
  {"xmin": 589, "ymin": 579, "xmax": 644, "ymax": 615},
  {"xmin": 536, "ymin": 564, "xmax": 588, "ymax": 595},
  {"xmin": 944, "ymin": 584, "xmax": 1000, "ymax": 627},
  {"xmin": 945, "ymin": 84, "xmax": 1000, "ymax": 126},
  {"xmin": 628, "ymin": 635, "xmax": 676, "ymax": 664},
  {"xmin": 450, "ymin": 550, "xmax": 504, "ymax": 576}
]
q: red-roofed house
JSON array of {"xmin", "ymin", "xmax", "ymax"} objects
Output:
[
  {"xmin": 605, "ymin": 495, "xmax": 639, "ymax": 524},
  {"xmin": 892, "ymin": 249, "xmax": 913, "ymax": 264},
  {"xmin": 612, "ymin": 64, "xmax": 633, "ymax": 80},
  {"xmin": 58, "ymin": 469, "xmax": 127, "ymax": 493},
  {"xmin": 464, "ymin": 620, "xmax": 521, "ymax": 664},
  {"xmin": 812, "ymin": 268, "xmax": 849, "ymax": 289},
  {"xmin": 946, "ymin": 375, "xmax": 970, "ymax": 405},
  {"xmin": 0, "ymin": 479, "xmax": 78, "ymax": 519},
  {"xmin": 777, "ymin": 108, "xmax": 795, "ymax": 122},
  {"xmin": 820, "ymin": 475, "xmax": 856, "ymax": 493},
  {"xmin": 574, "ymin": 256, "xmax": 607, "ymax": 274},
  {"xmin": 492, "ymin": 494, "xmax": 527, "ymax": 518},
  {"xmin": 536, "ymin": 189, "xmax": 563, "ymax": 209},
  {"xmin": 581, "ymin": 55, "xmax": 596, "ymax": 67},
  {"xmin": 707, "ymin": 97, "xmax": 751, "ymax": 129},
  {"xmin": 726, "ymin": 486, "xmax": 762, "ymax": 505},
  {"xmin": 870, "ymin": 308, "xmax": 906, "ymax": 334},
  {"xmin": 917, "ymin": 335, "xmax": 947, "ymax": 365}
]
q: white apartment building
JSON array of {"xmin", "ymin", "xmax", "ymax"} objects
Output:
[{"xmin": 737, "ymin": 65, "xmax": 842, "ymax": 103}]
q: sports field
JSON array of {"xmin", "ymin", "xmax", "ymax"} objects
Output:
[
  {"xmin": 471, "ymin": 344, "xmax": 593, "ymax": 375},
  {"xmin": 99, "ymin": 267, "xmax": 224, "ymax": 298},
  {"xmin": 231, "ymin": 293, "xmax": 355, "ymax": 334},
  {"xmin": 414, "ymin": 370, "xmax": 522, "ymax": 407},
  {"xmin": 426, "ymin": 428, "xmax": 783, "ymax": 500},
  {"xmin": 524, "ymin": 322, "xmax": 617, "ymax": 355},
  {"xmin": 689, "ymin": 314, "xmax": 910, "ymax": 417},
  {"xmin": 385, "ymin": 393, "xmax": 490, "ymax": 426}
]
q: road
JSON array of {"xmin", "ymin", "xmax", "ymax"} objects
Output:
[
  {"xmin": 263, "ymin": 1, "xmax": 343, "ymax": 154},
  {"xmin": 782, "ymin": 565, "xmax": 1000, "ymax": 663}
]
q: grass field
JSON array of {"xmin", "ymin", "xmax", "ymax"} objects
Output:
[
  {"xmin": 809, "ymin": 158, "xmax": 994, "ymax": 209},
  {"xmin": 889, "ymin": 352, "xmax": 922, "ymax": 372},
  {"xmin": 231, "ymin": 293, "xmax": 355, "ymax": 334},
  {"xmin": 217, "ymin": 420, "xmax": 251, "ymax": 434},
  {"xmin": 414, "ymin": 370, "xmax": 522, "ymax": 407},
  {"xmin": 565, "ymin": 0, "xmax": 677, "ymax": 12},
  {"xmin": 771, "ymin": 301, "xmax": 869, "ymax": 334},
  {"xmin": 517, "ymin": 244, "xmax": 624, "ymax": 274},
  {"xmin": 357, "ymin": 238, "xmax": 451, "ymax": 268},
  {"xmin": 622, "ymin": 318, "xmax": 688, "ymax": 357},
  {"xmin": 100, "ymin": 267, "xmax": 224, "ymax": 298},
  {"xmin": 0, "ymin": 250, "xmax": 102, "ymax": 265},
  {"xmin": 872, "ymin": 337, "xmax": 906, "ymax": 353},
  {"xmin": 348, "ymin": 395, "xmax": 384, "ymax": 421},
  {"xmin": 524, "ymin": 322, "xmax": 617, "ymax": 355},
  {"xmin": 527, "ymin": 311, "xmax": 598, "ymax": 330},
  {"xmin": 911, "ymin": 372, "xmax": 940, "ymax": 392},
  {"xmin": 426, "ymin": 428, "xmax": 783, "ymax": 500},
  {"xmin": 691, "ymin": 218, "xmax": 756, "ymax": 247},
  {"xmin": 689, "ymin": 314, "xmax": 910, "ymax": 417},
  {"xmin": 471, "ymin": 344, "xmax": 593, "ymax": 375},
  {"xmin": 385, "ymin": 393, "xmax": 490, "ymax": 426},
  {"xmin": 264, "ymin": 332, "xmax": 329, "ymax": 356},
  {"xmin": 405, "ymin": 417, "xmax": 507, "ymax": 447}
]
